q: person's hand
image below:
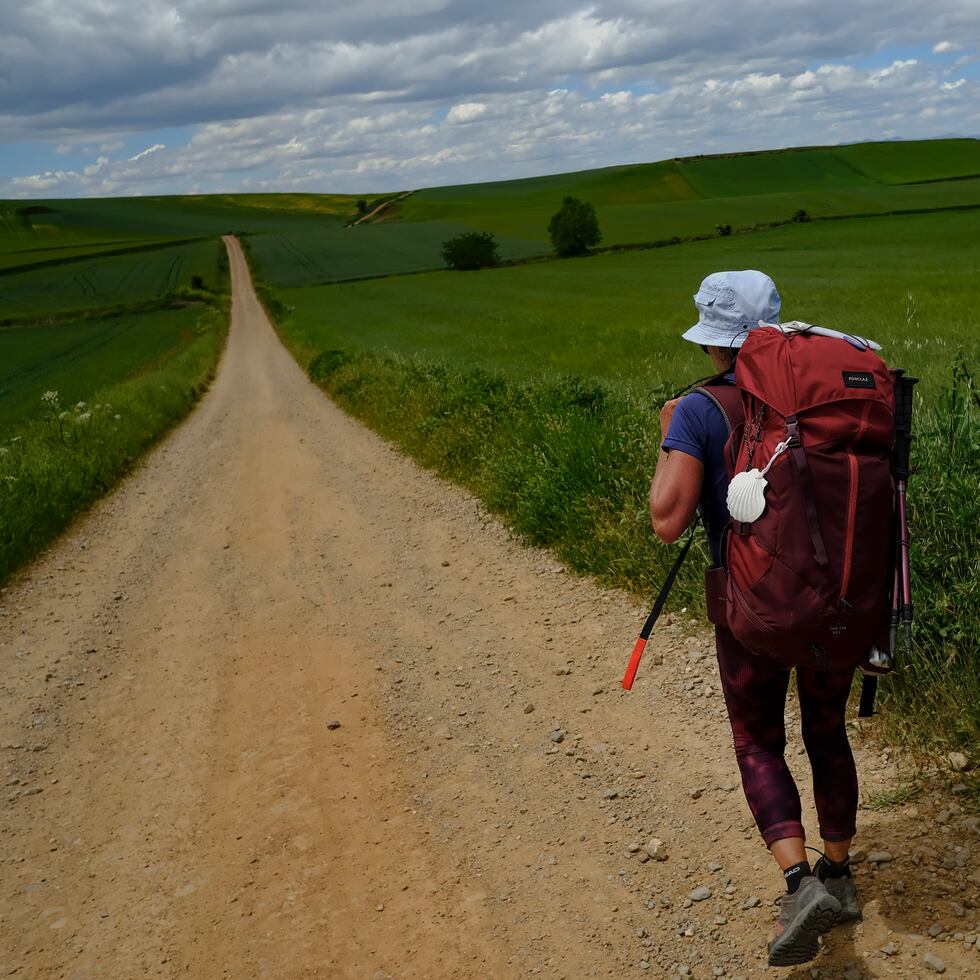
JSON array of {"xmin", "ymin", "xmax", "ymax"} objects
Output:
[{"xmin": 660, "ymin": 397, "xmax": 682, "ymax": 435}]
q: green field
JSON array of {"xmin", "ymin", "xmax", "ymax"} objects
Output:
[
  {"xmin": 0, "ymin": 307, "xmax": 214, "ymax": 428},
  {"xmin": 274, "ymin": 208, "xmax": 980, "ymax": 400},
  {"xmin": 394, "ymin": 138, "xmax": 980, "ymax": 245},
  {"xmin": 0, "ymin": 239, "xmax": 224, "ymax": 320}
]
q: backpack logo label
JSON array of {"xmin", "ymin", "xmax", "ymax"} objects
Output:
[{"xmin": 842, "ymin": 371, "xmax": 876, "ymax": 389}]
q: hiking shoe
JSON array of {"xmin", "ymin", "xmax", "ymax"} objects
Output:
[
  {"xmin": 767, "ymin": 876, "xmax": 841, "ymax": 967},
  {"xmin": 813, "ymin": 856, "xmax": 862, "ymax": 924}
]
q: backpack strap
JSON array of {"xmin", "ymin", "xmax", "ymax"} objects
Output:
[{"xmin": 690, "ymin": 376, "xmax": 744, "ymax": 437}]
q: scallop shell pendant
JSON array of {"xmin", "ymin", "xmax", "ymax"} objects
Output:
[{"xmin": 727, "ymin": 469, "xmax": 768, "ymax": 523}]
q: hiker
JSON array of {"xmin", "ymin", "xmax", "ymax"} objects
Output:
[{"xmin": 648, "ymin": 271, "xmax": 861, "ymax": 966}]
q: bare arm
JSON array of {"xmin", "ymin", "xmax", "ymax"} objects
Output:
[{"xmin": 649, "ymin": 398, "xmax": 704, "ymax": 544}]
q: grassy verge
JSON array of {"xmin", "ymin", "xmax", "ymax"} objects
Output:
[
  {"xmin": 0, "ymin": 299, "xmax": 228, "ymax": 584},
  {"xmin": 297, "ymin": 347, "xmax": 979, "ymax": 759}
]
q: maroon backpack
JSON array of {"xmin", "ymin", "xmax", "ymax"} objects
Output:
[{"xmin": 705, "ymin": 325, "xmax": 895, "ymax": 672}]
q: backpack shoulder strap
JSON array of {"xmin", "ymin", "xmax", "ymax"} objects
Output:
[{"xmin": 690, "ymin": 376, "xmax": 744, "ymax": 437}]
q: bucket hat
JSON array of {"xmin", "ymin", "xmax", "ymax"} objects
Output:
[{"xmin": 682, "ymin": 270, "xmax": 780, "ymax": 348}]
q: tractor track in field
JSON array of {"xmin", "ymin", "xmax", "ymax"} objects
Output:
[{"xmin": 1, "ymin": 237, "xmax": 977, "ymax": 979}]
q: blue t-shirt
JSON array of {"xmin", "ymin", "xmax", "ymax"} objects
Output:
[{"xmin": 661, "ymin": 379, "xmax": 734, "ymax": 564}]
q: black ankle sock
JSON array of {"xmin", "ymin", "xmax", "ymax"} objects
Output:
[
  {"xmin": 822, "ymin": 856, "xmax": 851, "ymax": 879},
  {"xmin": 783, "ymin": 860, "xmax": 812, "ymax": 894}
]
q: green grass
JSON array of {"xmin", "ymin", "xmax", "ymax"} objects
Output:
[
  {"xmin": 247, "ymin": 220, "xmax": 543, "ymax": 287},
  {"xmin": 837, "ymin": 138, "xmax": 980, "ymax": 183},
  {"xmin": 0, "ymin": 306, "xmax": 215, "ymax": 429},
  {"xmin": 392, "ymin": 139, "xmax": 980, "ymax": 246},
  {"xmin": 273, "ymin": 209, "xmax": 980, "ymax": 400},
  {"xmin": 862, "ymin": 781, "xmax": 924, "ymax": 811},
  {"xmin": 677, "ymin": 147, "xmax": 876, "ymax": 197},
  {"xmin": 0, "ymin": 238, "xmax": 224, "ymax": 320},
  {"xmin": 0, "ymin": 302, "xmax": 228, "ymax": 583}
]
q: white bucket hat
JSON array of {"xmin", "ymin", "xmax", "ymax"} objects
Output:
[{"xmin": 682, "ymin": 270, "xmax": 781, "ymax": 348}]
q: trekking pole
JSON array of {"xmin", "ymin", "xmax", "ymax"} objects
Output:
[
  {"xmin": 859, "ymin": 370, "xmax": 917, "ymax": 718},
  {"xmin": 622, "ymin": 516, "xmax": 701, "ymax": 691},
  {"xmin": 891, "ymin": 370, "xmax": 918, "ymax": 655}
]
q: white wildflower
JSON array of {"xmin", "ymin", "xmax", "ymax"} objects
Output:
[
  {"xmin": 42, "ymin": 390, "xmax": 59, "ymax": 405},
  {"xmin": 0, "ymin": 447, "xmax": 8, "ymax": 456},
  {"xmin": 75, "ymin": 401, "xmax": 87, "ymax": 411},
  {"xmin": 59, "ymin": 411, "xmax": 70, "ymax": 420},
  {"xmin": 113, "ymin": 414, "xmax": 122, "ymax": 420},
  {"xmin": 77, "ymin": 412, "xmax": 91, "ymax": 423}
]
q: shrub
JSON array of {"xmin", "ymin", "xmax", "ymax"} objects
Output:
[
  {"xmin": 715, "ymin": 223, "xmax": 732, "ymax": 237},
  {"xmin": 548, "ymin": 197, "xmax": 602, "ymax": 257},
  {"xmin": 356, "ymin": 199, "xmax": 369, "ymax": 215},
  {"xmin": 440, "ymin": 231, "xmax": 500, "ymax": 271},
  {"xmin": 792, "ymin": 209, "xmax": 810, "ymax": 223}
]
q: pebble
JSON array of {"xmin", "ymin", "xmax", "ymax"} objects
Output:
[
  {"xmin": 842, "ymin": 968, "xmax": 861, "ymax": 980},
  {"xmin": 948, "ymin": 751, "xmax": 969, "ymax": 772},
  {"xmin": 742, "ymin": 896, "xmax": 761, "ymax": 909},
  {"xmin": 868, "ymin": 851, "xmax": 893, "ymax": 864},
  {"xmin": 639, "ymin": 960, "xmax": 651, "ymax": 971},
  {"xmin": 326, "ymin": 720, "xmax": 342, "ymax": 730},
  {"xmin": 849, "ymin": 849, "xmax": 866, "ymax": 863},
  {"xmin": 603, "ymin": 788, "xmax": 620, "ymax": 800},
  {"xmin": 928, "ymin": 922, "xmax": 945, "ymax": 938},
  {"xmin": 523, "ymin": 703, "xmax": 535, "ymax": 714},
  {"xmin": 644, "ymin": 838, "xmax": 669, "ymax": 862},
  {"xmin": 923, "ymin": 952, "xmax": 946, "ymax": 973},
  {"xmin": 690, "ymin": 886, "xmax": 712, "ymax": 902},
  {"xmin": 549, "ymin": 729, "xmax": 566, "ymax": 744},
  {"xmin": 879, "ymin": 941, "xmax": 899, "ymax": 956}
]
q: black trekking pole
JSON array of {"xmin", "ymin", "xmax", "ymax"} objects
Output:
[
  {"xmin": 859, "ymin": 369, "xmax": 918, "ymax": 718},
  {"xmin": 622, "ymin": 515, "xmax": 702, "ymax": 690},
  {"xmin": 892, "ymin": 370, "xmax": 918, "ymax": 656}
]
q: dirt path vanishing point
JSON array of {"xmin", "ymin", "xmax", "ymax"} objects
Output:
[{"xmin": 2, "ymin": 238, "xmax": 978, "ymax": 980}]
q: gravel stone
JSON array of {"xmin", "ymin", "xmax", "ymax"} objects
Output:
[
  {"xmin": 690, "ymin": 886, "xmax": 712, "ymax": 902},
  {"xmin": 326, "ymin": 720, "xmax": 342, "ymax": 730},
  {"xmin": 923, "ymin": 952, "xmax": 946, "ymax": 973},
  {"xmin": 868, "ymin": 851, "xmax": 893, "ymax": 864},
  {"xmin": 948, "ymin": 751, "xmax": 969, "ymax": 772},
  {"xmin": 644, "ymin": 838, "xmax": 669, "ymax": 861}
]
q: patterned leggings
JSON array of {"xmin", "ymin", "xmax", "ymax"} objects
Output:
[{"xmin": 714, "ymin": 626, "xmax": 858, "ymax": 847}]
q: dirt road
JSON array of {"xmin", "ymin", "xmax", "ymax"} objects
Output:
[{"xmin": 1, "ymin": 238, "xmax": 976, "ymax": 979}]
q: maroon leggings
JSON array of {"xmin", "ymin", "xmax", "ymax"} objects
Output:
[{"xmin": 715, "ymin": 627, "xmax": 858, "ymax": 847}]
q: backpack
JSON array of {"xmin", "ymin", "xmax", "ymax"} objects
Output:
[{"xmin": 705, "ymin": 324, "xmax": 895, "ymax": 672}]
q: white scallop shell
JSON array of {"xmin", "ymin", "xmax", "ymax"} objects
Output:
[{"xmin": 727, "ymin": 469, "xmax": 768, "ymax": 523}]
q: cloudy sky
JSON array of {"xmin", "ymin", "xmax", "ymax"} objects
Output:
[{"xmin": 2, "ymin": 1, "xmax": 979, "ymax": 198}]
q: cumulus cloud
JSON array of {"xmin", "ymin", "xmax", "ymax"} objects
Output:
[{"xmin": 1, "ymin": 2, "xmax": 979, "ymax": 195}]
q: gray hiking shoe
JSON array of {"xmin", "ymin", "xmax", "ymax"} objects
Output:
[
  {"xmin": 813, "ymin": 856, "xmax": 862, "ymax": 923},
  {"xmin": 767, "ymin": 875, "xmax": 841, "ymax": 967}
]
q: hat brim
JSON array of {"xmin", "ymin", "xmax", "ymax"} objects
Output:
[{"xmin": 681, "ymin": 322, "xmax": 753, "ymax": 348}]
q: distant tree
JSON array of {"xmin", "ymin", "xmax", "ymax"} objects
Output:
[
  {"xmin": 190, "ymin": 275, "xmax": 206, "ymax": 290},
  {"xmin": 441, "ymin": 231, "xmax": 500, "ymax": 271},
  {"xmin": 356, "ymin": 198, "xmax": 369, "ymax": 214},
  {"xmin": 715, "ymin": 223, "xmax": 732, "ymax": 237},
  {"xmin": 792, "ymin": 208, "xmax": 810, "ymax": 223},
  {"xmin": 548, "ymin": 197, "xmax": 602, "ymax": 257}
]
